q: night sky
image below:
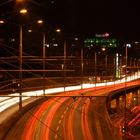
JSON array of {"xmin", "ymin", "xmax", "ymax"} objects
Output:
[{"xmin": 0, "ymin": 0, "xmax": 140, "ymax": 41}]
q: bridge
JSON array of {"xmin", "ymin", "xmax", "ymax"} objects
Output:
[{"xmin": 0, "ymin": 74, "xmax": 140, "ymax": 140}]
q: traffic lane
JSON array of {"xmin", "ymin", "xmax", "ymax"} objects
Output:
[
  {"xmin": 2, "ymin": 97, "xmax": 109, "ymax": 139},
  {"xmin": 3, "ymin": 100, "xmax": 41, "ymax": 140},
  {"xmin": 4, "ymin": 96, "xmax": 95, "ymax": 140},
  {"xmin": 21, "ymin": 97, "xmax": 67, "ymax": 140},
  {"xmin": 4, "ymin": 97, "xmax": 62, "ymax": 140},
  {"xmin": 3, "ymin": 97, "xmax": 73, "ymax": 140},
  {"xmin": 48, "ymin": 96, "xmax": 94, "ymax": 140},
  {"xmin": 89, "ymin": 97, "xmax": 122, "ymax": 140},
  {"xmin": 3, "ymin": 80, "xmax": 140, "ymax": 140}
]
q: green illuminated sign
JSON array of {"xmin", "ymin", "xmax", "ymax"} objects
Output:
[{"xmin": 84, "ymin": 38, "xmax": 117, "ymax": 48}]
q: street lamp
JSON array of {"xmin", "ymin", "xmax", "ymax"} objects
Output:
[
  {"xmin": 37, "ymin": 19, "xmax": 43, "ymax": 24},
  {"xmin": 55, "ymin": 28, "xmax": 66, "ymax": 92},
  {"xmin": 37, "ymin": 19, "xmax": 46, "ymax": 95},
  {"xmin": 123, "ymin": 43, "xmax": 131, "ymax": 137},
  {"xmin": 56, "ymin": 28, "xmax": 61, "ymax": 33},
  {"xmin": 19, "ymin": 8, "xmax": 27, "ymax": 14},
  {"xmin": 81, "ymin": 45, "xmax": 84, "ymax": 89},
  {"xmin": 0, "ymin": 20, "xmax": 5, "ymax": 24},
  {"xmin": 125, "ymin": 43, "xmax": 131, "ymax": 80},
  {"xmin": 19, "ymin": 8, "xmax": 27, "ymax": 111},
  {"xmin": 63, "ymin": 40, "xmax": 66, "ymax": 92}
]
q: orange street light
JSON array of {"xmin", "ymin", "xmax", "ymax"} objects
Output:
[
  {"xmin": 19, "ymin": 8, "xmax": 27, "ymax": 111},
  {"xmin": 0, "ymin": 20, "xmax": 5, "ymax": 24},
  {"xmin": 37, "ymin": 19, "xmax": 43, "ymax": 24},
  {"xmin": 56, "ymin": 28, "xmax": 61, "ymax": 33},
  {"xmin": 16, "ymin": 0, "xmax": 24, "ymax": 2},
  {"xmin": 20, "ymin": 9, "xmax": 27, "ymax": 14}
]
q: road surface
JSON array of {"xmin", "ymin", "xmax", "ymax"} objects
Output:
[{"xmin": 3, "ymin": 79, "xmax": 140, "ymax": 140}]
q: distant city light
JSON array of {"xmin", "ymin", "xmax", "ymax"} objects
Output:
[
  {"xmin": 95, "ymin": 32, "xmax": 109, "ymax": 37},
  {"xmin": 104, "ymin": 32, "xmax": 109, "ymax": 37},
  {"xmin": 122, "ymin": 65, "xmax": 126, "ymax": 68},
  {"xmin": 11, "ymin": 38, "xmax": 16, "ymax": 42},
  {"xmin": 135, "ymin": 41, "xmax": 139, "ymax": 44},
  {"xmin": 0, "ymin": 20, "xmax": 5, "ymax": 24},
  {"xmin": 28, "ymin": 29, "xmax": 32, "ymax": 33},
  {"xmin": 53, "ymin": 43, "xmax": 58, "ymax": 47},
  {"xmin": 126, "ymin": 44, "xmax": 131, "ymax": 48},
  {"xmin": 102, "ymin": 47, "xmax": 106, "ymax": 51},
  {"xmin": 75, "ymin": 37, "xmax": 78, "ymax": 41},
  {"xmin": 46, "ymin": 44, "xmax": 50, "ymax": 48}
]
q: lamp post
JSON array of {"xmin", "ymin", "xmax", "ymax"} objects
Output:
[
  {"xmin": 94, "ymin": 51, "xmax": 97, "ymax": 87},
  {"xmin": 63, "ymin": 40, "xmax": 66, "ymax": 92},
  {"xmin": 41, "ymin": 32, "xmax": 46, "ymax": 95},
  {"xmin": 56, "ymin": 28, "xmax": 66, "ymax": 92},
  {"xmin": 123, "ymin": 43, "xmax": 131, "ymax": 138},
  {"xmin": 81, "ymin": 46, "xmax": 84, "ymax": 89},
  {"xmin": 19, "ymin": 24, "xmax": 22, "ymax": 111},
  {"xmin": 19, "ymin": 8, "xmax": 27, "ymax": 111},
  {"xmin": 37, "ymin": 19, "xmax": 46, "ymax": 95},
  {"xmin": 125, "ymin": 44, "xmax": 131, "ymax": 81}
]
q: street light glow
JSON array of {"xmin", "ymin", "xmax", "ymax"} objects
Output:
[
  {"xmin": 0, "ymin": 20, "xmax": 5, "ymax": 24},
  {"xmin": 20, "ymin": 9, "xmax": 27, "ymax": 14},
  {"xmin": 56, "ymin": 28, "xmax": 61, "ymax": 32},
  {"xmin": 16, "ymin": 0, "xmax": 25, "ymax": 2},
  {"xmin": 28, "ymin": 29, "xmax": 32, "ymax": 32},
  {"xmin": 126, "ymin": 43, "xmax": 131, "ymax": 48},
  {"xmin": 37, "ymin": 20, "xmax": 43, "ymax": 24},
  {"xmin": 104, "ymin": 32, "xmax": 109, "ymax": 37},
  {"xmin": 102, "ymin": 47, "xmax": 106, "ymax": 51}
]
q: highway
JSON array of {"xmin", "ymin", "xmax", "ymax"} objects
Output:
[{"xmin": 1, "ymin": 75, "xmax": 140, "ymax": 140}]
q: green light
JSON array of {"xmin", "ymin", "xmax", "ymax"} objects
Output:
[{"xmin": 84, "ymin": 38, "xmax": 118, "ymax": 48}]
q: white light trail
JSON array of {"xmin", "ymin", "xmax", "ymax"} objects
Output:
[{"xmin": 0, "ymin": 72, "xmax": 140, "ymax": 113}]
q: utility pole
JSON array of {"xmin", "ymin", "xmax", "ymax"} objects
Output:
[
  {"xmin": 19, "ymin": 24, "xmax": 22, "ymax": 111},
  {"xmin": 43, "ymin": 33, "xmax": 46, "ymax": 95},
  {"xmin": 64, "ymin": 40, "xmax": 66, "ymax": 92},
  {"xmin": 81, "ymin": 46, "xmax": 83, "ymax": 89}
]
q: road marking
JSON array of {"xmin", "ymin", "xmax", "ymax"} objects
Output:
[
  {"xmin": 58, "ymin": 119, "xmax": 61, "ymax": 124},
  {"xmin": 55, "ymin": 134, "xmax": 58, "ymax": 139},
  {"xmin": 95, "ymin": 118, "xmax": 104, "ymax": 140},
  {"xmin": 61, "ymin": 114, "xmax": 64, "ymax": 119},
  {"xmin": 56, "ymin": 126, "xmax": 59, "ymax": 131}
]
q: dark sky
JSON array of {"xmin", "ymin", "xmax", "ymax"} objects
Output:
[
  {"xmin": 33, "ymin": 0, "xmax": 140, "ymax": 41},
  {"xmin": 0, "ymin": 0, "xmax": 140, "ymax": 41}
]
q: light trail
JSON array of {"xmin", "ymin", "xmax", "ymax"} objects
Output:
[
  {"xmin": 67, "ymin": 98, "xmax": 79, "ymax": 140},
  {"xmin": 0, "ymin": 97, "xmax": 29, "ymax": 112},
  {"xmin": 81, "ymin": 98, "xmax": 93, "ymax": 140},
  {"xmin": 2, "ymin": 73, "xmax": 140, "ymax": 140},
  {"xmin": 21, "ymin": 99, "xmax": 56, "ymax": 140},
  {"xmin": 21, "ymin": 97, "xmax": 68, "ymax": 140},
  {"xmin": 0, "ymin": 73, "xmax": 140, "ymax": 113}
]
